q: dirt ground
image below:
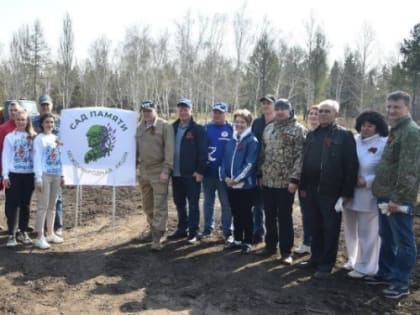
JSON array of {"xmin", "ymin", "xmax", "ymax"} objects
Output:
[{"xmin": 0, "ymin": 185, "xmax": 419, "ymax": 315}]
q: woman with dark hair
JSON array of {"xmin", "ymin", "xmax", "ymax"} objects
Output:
[
  {"xmin": 343, "ymin": 110, "xmax": 388, "ymax": 278},
  {"xmin": 33, "ymin": 113, "xmax": 64, "ymax": 249}
]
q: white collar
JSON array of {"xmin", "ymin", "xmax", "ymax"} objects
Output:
[
  {"xmin": 359, "ymin": 133, "xmax": 380, "ymax": 144},
  {"xmin": 234, "ymin": 127, "xmax": 251, "ymax": 141}
]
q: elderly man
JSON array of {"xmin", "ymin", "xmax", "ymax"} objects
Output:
[
  {"xmin": 251, "ymin": 95, "xmax": 276, "ymax": 244},
  {"xmin": 32, "ymin": 95, "xmax": 64, "ymax": 236},
  {"xmin": 169, "ymin": 98, "xmax": 207, "ymax": 244},
  {"xmin": 258, "ymin": 99, "xmax": 305, "ymax": 264},
  {"xmin": 366, "ymin": 91, "xmax": 420, "ymax": 299},
  {"xmin": 202, "ymin": 102, "xmax": 233, "ymax": 243},
  {"xmin": 300, "ymin": 99, "xmax": 358, "ymax": 278},
  {"xmin": 136, "ymin": 101, "xmax": 174, "ymax": 251}
]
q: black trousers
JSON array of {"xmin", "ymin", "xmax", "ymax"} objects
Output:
[
  {"xmin": 263, "ymin": 187, "xmax": 295, "ymax": 256},
  {"xmin": 306, "ymin": 185, "xmax": 342, "ymax": 272},
  {"xmin": 5, "ymin": 172, "xmax": 35, "ymax": 236},
  {"xmin": 228, "ymin": 188, "xmax": 256, "ymax": 244}
]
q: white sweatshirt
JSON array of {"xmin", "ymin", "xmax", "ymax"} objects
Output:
[
  {"xmin": 33, "ymin": 133, "xmax": 63, "ymax": 183},
  {"xmin": 2, "ymin": 130, "xmax": 34, "ymax": 179},
  {"xmin": 348, "ymin": 134, "xmax": 387, "ymax": 212}
]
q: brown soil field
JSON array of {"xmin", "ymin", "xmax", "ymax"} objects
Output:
[{"xmin": 0, "ymin": 185, "xmax": 419, "ymax": 315}]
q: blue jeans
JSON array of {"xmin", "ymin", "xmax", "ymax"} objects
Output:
[
  {"xmin": 172, "ymin": 176, "xmax": 201, "ymax": 236},
  {"xmin": 202, "ymin": 177, "xmax": 232, "ymax": 237},
  {"xmin": 377, "ymin": 198, "xmax": 417, "ymax": 288},
  {"xmin": 253, "ymin": 187, "xmax": 265, "ymax": 238},
  {"xmin": 54, "ymin": 190, "xmax": 63, "ymax": 230}
]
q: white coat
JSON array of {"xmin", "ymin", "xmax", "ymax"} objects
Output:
[{"xmin": 348, "ymin": 134, "xmax": 387, "ymax": 212}]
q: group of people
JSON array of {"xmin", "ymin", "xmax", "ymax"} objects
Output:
[
  {"xmin": 136, "ymin": 90, "xmax": 419, "ymax": 299},
  {"xmin": 0, "ymin": 96, "xmax": 64, "ymax": 250},
  {"xmin": 0, "ymin": 90, "xmax": 418, "ymax": 300}
]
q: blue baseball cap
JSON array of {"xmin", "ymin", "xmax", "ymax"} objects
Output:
[
  {"xmin": 38, "ymin": 95, "xmax": 52, "ymax": 105},
  {"xmin": 177, "ymin": 98, "xmax": 192, "ymax": 108},
  {"xmin": 212, "ymin": 102, "xmax": 228, "ymax": 112}
]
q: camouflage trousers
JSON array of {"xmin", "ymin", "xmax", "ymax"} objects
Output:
[{"xmin": 139, "ymin": 174, "xmax": 169, "ymax": 233}]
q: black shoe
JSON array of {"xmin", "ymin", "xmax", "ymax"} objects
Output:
[
  {"xmin": 313, "ymin": 271, "xmax": 332, "ymax": 279},
  {"xmin": 167, "ymin": 230, "xmax": 188, "ymax": 240},
  {"xmin": 255, "ymin": 247, "xmax": 277, "ymax": 257},
  {"xmin": 252, "ymin": 235, "xmax": 264, "ymax": 245},
  {"xmin": 298, "ymin": 260, "xmax": 317, "ymax": 270},
  {"xmin": 224, "ymin": 241, "xmax": 242, "ymax": 250},
  {"xmin": 364, "ymin": 275, "xmax": 391, "ymax": 285},
  {"xmin": 201, "ymin": 230, "xmax": 212, "ymax": 238},
  {"xmin": 187, "ymin": 232, "xmax": 202, "ymax": 244},
  {"xmin": 241, "ymin": 243, "xmax": 252, "ymax": 254}
]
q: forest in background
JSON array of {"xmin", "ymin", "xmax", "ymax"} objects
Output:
[{"xmin": 0, "ymin": 5, "xmax": 419, "ymax": 120}]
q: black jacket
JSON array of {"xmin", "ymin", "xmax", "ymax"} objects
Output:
[
  {"xmin": 251, "ymin": 115, "xmax": 273, "ymax": 143},
  {"xmin": 300, "ymin": 123, "xmax": 358, "ymax": 198},
  {"xmin": 172, "ymin": 118, "xmax": 207, "ymax": 176}
]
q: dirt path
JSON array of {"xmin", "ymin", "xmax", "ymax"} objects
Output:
[{"xmin": 0, "ymin": 186, "xmax": 419, "ymax": 314}]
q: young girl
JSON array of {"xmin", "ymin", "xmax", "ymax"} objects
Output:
[
  {"xmin": 2, "ymin": 109, "xmax": 36, "ymax": 247},
  {"xmin": 33, "ymin": 113, "xmax": 64, "ymax": 249}
]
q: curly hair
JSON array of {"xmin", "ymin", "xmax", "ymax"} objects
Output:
[{"xmin": 355, "ymin": 110, "xmax": 389, "ymax": 137}]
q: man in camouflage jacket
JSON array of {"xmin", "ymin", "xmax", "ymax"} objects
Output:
[
  {"xmin": 368, "ymin": 91, "xmax": 420, "ymax": 299},
  {"xmin": 258, "ymin": 99, "xmax": 305, "ymax": 264}
]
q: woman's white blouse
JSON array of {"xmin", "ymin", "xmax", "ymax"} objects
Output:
[{"xmin": 348, "ymin": 134, "xmax": 387, "ymax": 212}]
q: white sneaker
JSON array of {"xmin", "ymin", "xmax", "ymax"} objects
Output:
[
  {"xmin": 16, "ymin": 232, "xmax": 33, "ymax": 245},
  {"xmin": 343, "ymin": 261, "xmax": 353, "ymax": 270},
  {"xmin": 6, "ymin": 235, "xmax": 17, "ymax": 247},
  {"xmin": 348, "ymin": 270, "xmax": 366, "ymax": 279},
  {"xmin": 46, "ymin": 234, "xmax": 64, "ymax": 244},
  {"xmin": 294, "ymin": 243, "xmax": 311, "ymax": 254},
  {"xmin": 55, "ymin": 228, "xmax": 63, "ymax": 237},
  {"xmin": 225, "ymin": 235, "xmax": 234, "ymax": 244},
  {"xmin": 34, "ymin": 236, "xmax": 50, "ymax": 249}
]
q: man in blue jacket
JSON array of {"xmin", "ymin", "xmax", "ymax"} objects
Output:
[
  {"xmin": 169, "ymin": 98, "xmax": 207, "ymax": 244},
  {"xmin": 202, "ymin": 102, "xmax": 233, "ymax": 243}
]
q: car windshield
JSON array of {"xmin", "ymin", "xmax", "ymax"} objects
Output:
[{"xmin": 19, "ymin": 100, "xmax": 39, "ymax": 116}]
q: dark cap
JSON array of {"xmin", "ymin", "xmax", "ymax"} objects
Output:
[
  {"xmin": 275, "ymin": 98, "xmax": 292, "ymax": 111},
  {"xmin": 259, "ymin": 94, "xmax": 276, "ymax": 104},
  {"xmin": 38, "ymin": 95, "xmax": 52, "ymax": 105},
  {"xmin": 177, "ymin": 98, "xmax": 192, "ymax": 108},
  {"xmin": 140, "ymin": 100, "xmax": 156, "ymax": 110},
  {"xmin": 212, "ymin": 102, "xmax": 228, "ymax": 112}
]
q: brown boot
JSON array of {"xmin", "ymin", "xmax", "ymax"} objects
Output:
[{"xmin": 151, "ymin": 230, "xmax": 164, "ymax": 252}]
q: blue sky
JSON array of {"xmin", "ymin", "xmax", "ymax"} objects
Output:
[{"xmin": 0, "ymin": 0, "xmax": 419, "ymax": 64}]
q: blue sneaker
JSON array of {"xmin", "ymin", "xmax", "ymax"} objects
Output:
[{"xmin": 383, "ymin": 285, "xmax": 409, "ymax": 299}]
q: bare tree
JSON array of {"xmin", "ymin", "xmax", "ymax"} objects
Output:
[
  {"xmin": 356, "ymin": 22, "xmax": 376, "ymax": 109},
  {"xmin": 174, "ymin": 10, "xmax": 209, "ymax": 106},
  {"xmin": 89, "ymin": 36, "xmax": 111, "ymax": 106},
  {"xmin": 29, "ymin": 19, "xmax": 50, "ymax": 98},
  {"xmin": 232, "ymin": 2, "xmax": 252, "ymax": 111},
  {"xmin": 59, "ymin": 12, "xmax": 75, "ymax": 109}
]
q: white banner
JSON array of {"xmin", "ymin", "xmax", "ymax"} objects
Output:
[{"xmin": 60, "ymin": 107, "xmax": 137, "ymax": 186}]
